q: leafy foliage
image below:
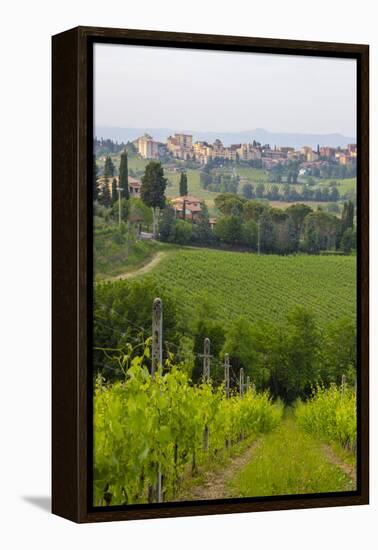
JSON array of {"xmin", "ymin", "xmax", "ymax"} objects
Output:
[
  {"xmin": 140, "ymin": 161, "xmax": 167, "ymax": 210},
  {"xmin": 295, "ymin": 384, "xmax": 357, "ymax": 450},
  {"xmin": 94, "ymin": 354, "xmax": 283, "ymax": 505}
]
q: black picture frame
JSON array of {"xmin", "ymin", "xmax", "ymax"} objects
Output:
[{"xmin": 52, "ymin": 26, "xmax": 369, "ymax": 523}]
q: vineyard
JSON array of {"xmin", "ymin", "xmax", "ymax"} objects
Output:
[
  {"xmin": 93, "ymin": 354, "xmax": 283, "ymax": 506},
  {"xmin": 93, "ymin": 353, "xmax": 357, "ymax": 505},
  {"xmin": 93, "ymin": 246, "xmax": 357, "ymax": 505},
  {"xmin": 93, "ymin": 292, "xmax": 357, "ymax": 506},
  {"xmin": 139, "ymin": 247, "xmax": 356, "ymax": 327},
  {"xmin": 295, "ymin": 384, "xmax": 357, "ymax": 450}
]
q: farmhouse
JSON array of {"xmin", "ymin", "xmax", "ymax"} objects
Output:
[
  {"xmin": 209, "ymin": 217, "xmax": 217, "ymax": 230},
  {"xmin": 171, "ymin": 195, "xmax": 202, "ymax": 221},
  {"xmin": 128, "ymin": 176, "xmax": 142, "ymax": 197}
]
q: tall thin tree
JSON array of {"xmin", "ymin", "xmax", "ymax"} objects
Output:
[
  {"xmin": 103, "ymin": 155, "xmax": 115, "ymax": 177},
  {"xmin": 119, "ymin": 150, "xmax": 130, "ymax": 200},
  {"xmin": 140, "ymin": 161, "xmax": 167, "ymax": 237},
  {"xmin": 93, "ymin": 155, "xmax": 99, "ymax": 201},
  {"xmin": 111, "ymin": 178, "xmax": 118, "ymax": 204},
  {"xmin": 100, "ymin": 181, "xmax": 112, "ymax": 208},
  {"xmin": 179, "ymin": 172, "xmax": 188, "ymax": 196}
]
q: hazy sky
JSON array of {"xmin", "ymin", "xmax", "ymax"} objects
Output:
[{"xmin": 94, "ymin": 43, "xmax": 356, "ymax": 137}]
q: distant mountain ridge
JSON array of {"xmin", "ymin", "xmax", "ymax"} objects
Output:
[{"xmin": 95, "ymin": 126, "xmax": 355, "ymax": 150}]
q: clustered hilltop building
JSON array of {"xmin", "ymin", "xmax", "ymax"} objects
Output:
[{"xmin": 134, "ymin": 132, "xmax": 357, "ymax": 169}]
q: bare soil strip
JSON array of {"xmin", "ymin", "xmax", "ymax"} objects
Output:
[
  {"xmin": 107, "ymin": 251, "xmax": 166, "ymax": 282},
  {"xmin": 321, "ymin": 444, "xmax": 356, "ymax": 487},
  {"xmin": 187, "ymin": 440, "xmax": 260, "ymax": 501}
]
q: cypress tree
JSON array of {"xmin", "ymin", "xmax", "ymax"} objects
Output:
[
  {"xmin": 119, "ymin": 151, "xmax": 129, "ymax": 200},
  {"xmin": 141, "ymin": 161, "xmax": 167, "ymax": 237},
  {"xmin": 341, "ymin": 200, "xmax": 354, "ymax": 232},
  {"xmin": 179, "ymin": 172, "xmax": 188, "ymax": 196},
  {"xmin": 101, "ymin": 181, "xmax": 112, "ymax": 208},
  {"xmin": 93, "ymin": 155, "xmax": 99, "ymax": 201},
  {"xmin": 104, "ymin": 155, "xmax": 115, "ymax": 177},
  {"xmin": 111, "ymin": 178, "xmax": 118, "ymax": 204}
]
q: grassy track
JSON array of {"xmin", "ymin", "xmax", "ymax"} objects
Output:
[
  {"xmin": 94, "ymin": 232, "xmax": 164, "ymax": 280},
  {"xmin": 140, "ymin": 246, "xmax": 356, "ymax": 327},
  {"xmin": 229, "ymin": 413, "xmax": 355, "ymax": 497}
]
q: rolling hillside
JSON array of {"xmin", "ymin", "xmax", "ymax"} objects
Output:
[{"xmin": 137, "ymin": 247, "xmax": 356, "ymax": 327}]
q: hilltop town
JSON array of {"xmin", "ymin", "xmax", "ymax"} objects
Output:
[{"xmin": 134, "ymin": 132, "xmax": 357, "ymax": 172}]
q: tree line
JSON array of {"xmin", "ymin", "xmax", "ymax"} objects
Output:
[
  {"xmin": 94, "ymin": 157, "xmax": 355, "ymax": 255},
  {"xmin": 94, "ymin": 278, "xmax": 356, "ymax": 403},
  {"xmin": 93, "ymin": 152, "xmax": 130, "ymax": 207},
  {"xmin": 241, "ymin": 181, "xmax": 342, "ymax": 203},
  {"xmin": 160, "ymin": 191, "xmax": 355, "ymax": 255},
  {"xmin": 210, "ymin": 193, "xmax": 355, "ymax": 255}
]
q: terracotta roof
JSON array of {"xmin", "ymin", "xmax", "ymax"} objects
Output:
[
  {"xmin": 128, "ymin": 176, "xmax": 141, "ymax": 188},
  {"xmin": 185, "ymin": 204, "xmax": 202, "ymax": 213}
]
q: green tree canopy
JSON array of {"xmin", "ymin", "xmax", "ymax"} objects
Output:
[
  {"xmin": 214, "ymin": 193, "xmax": 245, "ymax": 216},
  {"xmin": 213, "ymin": 215, "xmax": 243, "ymax": 245},
  {"xmin": 303, "ymin": 211, "xmax": 340, "ymax": 253},
  {"xmin": 242, "ymin": 183, "xmax": 254, "ymax": 199},
  {"xmin": 259, "ymin": 210, "xmax": 275, "ymax": 253},
  {"xmin": 129, "ymin": 197, "xmax": 153, "ymax": 225},
  {"xmin": 171, "ymin": 219, "xmax": 192, "ymax": 245},
  {"xmin": 286, "ymin": 203, "xmax": 313, "ymax": 234},
  {"xmin": 242, "ymin": 200, "xmax": 268, "ymax": 222},
  {"xmin": 111, "ymin": 177, "xmax": 118, "ymax": 204},
  {"xmin": 93, "ymin": 155, "xmax": 100, "ymax": 201},
  {"xmin": 222, "ymin": 317, "xmax": 264, "ymax": 385},
  {"xmin": 110, "ymin": 198, "xmax": 129, "ymax": 222},
  {"xmin": 140, "ymin": 161, "xmax": 167, "ymax": 236},
  {"xmin": 99, "ymin": 181, "xmax": 112, "ymax": 208}
]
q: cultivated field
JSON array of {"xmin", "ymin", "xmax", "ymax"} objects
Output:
[{"xmin": 138, "ymin": 247, "xmax": 356, "ymax": 327}]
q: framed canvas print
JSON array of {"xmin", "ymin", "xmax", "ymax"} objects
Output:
[{"xmin": 52, "ymin": 26, "xmax": 369, "ymax": 523}]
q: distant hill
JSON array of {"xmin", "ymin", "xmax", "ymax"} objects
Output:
[{"xmin": 95, "ymin": 126, "xmax": 355, "ymax": 149}]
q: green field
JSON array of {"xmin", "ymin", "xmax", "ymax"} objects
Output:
[
  {"xmin": 318, "ymin": 177, "xmax": 357, "ymax": 193},
  {"xmin": 234, "ymin": 166, "xmax": 269, "ymax": 182},
  {"xmin": 97, "ymin": 152, "xmax": 149, "ymax": 174},
  {"xmin": 138, "ymin": 247, "xmax": 356, "ymax": 327}
]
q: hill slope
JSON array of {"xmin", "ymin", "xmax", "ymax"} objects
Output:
[{"xmin": 139, "ymin": 247, "xmax": 356, "ymax": 327}]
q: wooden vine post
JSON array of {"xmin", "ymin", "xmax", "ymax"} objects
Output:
[
  {"xmin": 203, "ymin": 338, "xmax": 211, "ymax": 452},
  {"xmin": 224, "ymin": 353, "xmax": 230, "ymax": 399},
  {"xmin": 151, "ymin": 298, "xmax": 163, "ymax": 378},
  {"xmin": 239, "ymin": 367, "xmax": 244, "ymax": 398},
  {"xmin": 151, "ymin": 297, "xmax": 163, "ymax": 502}
]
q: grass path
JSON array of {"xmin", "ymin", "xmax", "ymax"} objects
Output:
[
  {"xmin": 185, "ymin": 440, "xmax": 261, "ymax": 501},
  {"xmin": 106, "ymin": 251, "xmax": 167, "ymax": 281},
  {"xmin": 184, "ymin": 413, "xmax": 355, "ymax": 501},
  {"xmin": 228, "ymin": 414, "xmax": 355, "ymax": 498}
]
